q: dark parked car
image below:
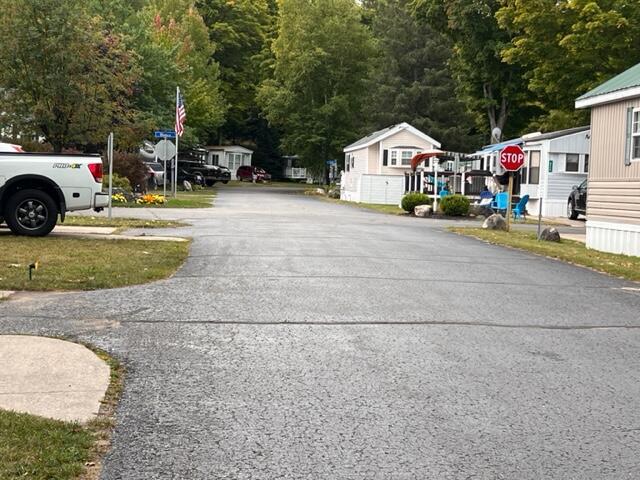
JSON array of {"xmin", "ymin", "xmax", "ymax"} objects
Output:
[
  {"xmin": 179, "ymin": 149, "xmax": 231, "ymax": 186},
  {"xmin": 237, "ymin": 165, "xmax": 271, "ymax": 182},
  {"xmin": 568, "ymin": 179, "xmax": 587, "ymax": 219}
]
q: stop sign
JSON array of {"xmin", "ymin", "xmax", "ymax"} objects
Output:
[{"xmin": 499, "ymin": 145, "xmax": 525, "ymax": 172}]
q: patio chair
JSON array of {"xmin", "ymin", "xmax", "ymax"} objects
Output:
[
  {"xmin": 490, "ymin": 192, "xmax": 508, "ymax": 214},
  {"xmin": 512, "ymin": 194, "xmax": 530, "ymax": 221},
  {"xmin": 439, "ymin": 189, "xmax": 450, "ymax": 198}
]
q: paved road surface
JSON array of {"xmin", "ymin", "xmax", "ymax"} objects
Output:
[{"xmin": 1, "ymin": 186, "xmax": 639, "ymax": 479}]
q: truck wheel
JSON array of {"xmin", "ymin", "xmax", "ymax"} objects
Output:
[
  {"xmin": 5, "ymin": 189, "xmax": 58, "ymax": 236},
  {"xmin": 222, "ymin": 180, "xmax": 229, "ymax": 184},
  {"xmin": 567, "ymin": 201, "xmax": 578, "ymax": 220}
]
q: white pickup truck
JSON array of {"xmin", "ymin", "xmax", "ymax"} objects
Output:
[{"xmin": 0, "ymin": 145, "xmax": 110, "ymax": 236}]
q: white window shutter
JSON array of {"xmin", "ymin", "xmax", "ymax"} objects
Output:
[{"xmin": 625, "ymin": 107, "xmax": 633, "ymax": 166}]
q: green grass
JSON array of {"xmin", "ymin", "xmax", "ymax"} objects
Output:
[
  {"xmin": 115, "ymin": 190, "xmax": 215, "ymax": 208},
  {"xmin": 0, "ymin": 236, "xmax": 190, "ymax": 291},
  {"xmin": 63, "ymin": 216, "xmax": 187, "ymax": 231},
  {"xmin": 0, "ymin": 345, "xmax": 124, "ymax": 480},
  {"xmin": 0, "ymin": 410, "xmax": 94, "ymax": 480},
  {"xmin": 450, "ymin": 227, "xmax": 640, "ymax": 282},
  {"xmin": 312, "ymin": 195, "xmax": 406, "ymax": 215}
]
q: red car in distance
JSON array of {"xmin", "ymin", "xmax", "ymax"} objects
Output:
[{"xmin": 236, "ymin": 165, "xmax": 271, "ymax": 182}]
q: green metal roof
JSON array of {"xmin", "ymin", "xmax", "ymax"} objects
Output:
[{"xmin": 577, "ymin": 63, "xmax": 640, "ymax": 101}]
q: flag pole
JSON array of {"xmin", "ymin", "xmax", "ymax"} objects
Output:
[{"xmin": 174, "ymin": 86, "xmax": 179, "ymax": 197}]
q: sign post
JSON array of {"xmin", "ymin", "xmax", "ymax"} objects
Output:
[
  {"xmin": 499, "ymin": 144, "xmax": 525, "ymax": 231},
  {"xmin": 107, "ymin": 132, "xmax": 114, "ymax": 220}
]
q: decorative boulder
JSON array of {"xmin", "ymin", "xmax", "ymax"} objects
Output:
[
  {"xmin": 482, "ymin": 214, "xmax": 507, "ymax": 231},
  {"xmin": 540, "ymin": 227, "xmax": 561, "ymax": 242},
  {"xmin": 414, "ymin": 204, "xmax": 432, "ymax": 217},
  {"xmin": 327, "ymin": 188, "xmax": 340, "ymax": 199},
  {"xmin": 183, "ymin": 180, "xmax": 193, "ymax": 192}
]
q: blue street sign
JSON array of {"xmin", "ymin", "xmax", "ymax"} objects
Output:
[{"xmin": 154, "ymin": 130, "xmax": 176, "ymax": 139}]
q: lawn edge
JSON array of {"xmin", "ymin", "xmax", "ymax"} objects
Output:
[
  {"xmin": 448, "ymin": 227, "xmax": 639, "ymax": 284},
  {"xmin": 0, "ymin": 237, "xmax": 192, "ymax": 293},
  {"xmin": 78, "ymin": 345, "xmax": 124, "ymax": 480}
]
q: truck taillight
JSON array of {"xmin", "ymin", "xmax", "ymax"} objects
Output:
[{"xmin": 88, "ymin": 163, "xmax": 103, "ymax": 183}]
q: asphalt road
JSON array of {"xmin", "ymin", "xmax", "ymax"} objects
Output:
[{"xmin": 2, "ymin": 186, "xmax": 639, "ymax": 479}]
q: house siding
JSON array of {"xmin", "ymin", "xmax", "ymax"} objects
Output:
[
  {"xmin": 379, "ymin": 130, "xmax": 434, "ymax": 176},
  {"xmin": 588, "ymin": 99, "xmax": 640, "ymax": 226}
]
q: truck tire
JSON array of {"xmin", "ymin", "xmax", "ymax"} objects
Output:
[
  {"xmin": 567, "ymin": 200, "xmax": 578, "ymax": 220},
  {"xmin": 4, "ymin": 189, "xmax": 58, "ymax": 236}
]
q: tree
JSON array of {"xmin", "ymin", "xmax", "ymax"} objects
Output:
[
  {"xmin": 138, "ymin": 1, "xmax": 227, "ymax": 145},
  {"xmin": 497, "ymin": 0, "xmax": 640, "ymax": 131},
  {"xmin": 363, "ymin": 0, "xmax": 480, "ymax": 152},
  {"xmin": 196, "ymin": 0, "xmax": 274, "ymax": 144},
  {"xmin": 258, "ymin": 0, "xmax": 375, "ymax": 177},
  {"xmin": 412, "ymin": 0, "xmax": 538, "ymax": 142},
  {"xmin": 0, "ymin": 0, "xmax": 139, "ymax": 151}
]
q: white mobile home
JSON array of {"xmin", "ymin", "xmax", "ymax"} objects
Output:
[
  {"xmin": 341, "ymin": 123, "xmax": 441, "ymax": 205},
  {"xmin": 520, "ymin": 127, "xmax": 590, "ymax": 217},
  {"xmin": 205, "ymin": 145, "xmax": 253, "ymax": 178}
]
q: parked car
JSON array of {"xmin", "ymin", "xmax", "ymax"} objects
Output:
[
  {"xmin": 145, "ymin": 161, "xmax": 165, "ymax": 187},
  {"xmin": 568, "ymin": 179, "xmax": 587, "ymax": 219},
  {"xmin": 179, "ymin": 150, "xmax": 231, "ymax": 186},
  {"xmin": 237, "ymin": 165, "xmax": 271, "ymax": 182},
  {"xmin": 0, "ymin": 142, "xmax": 24, "ymax": 153},
  {"xmin": 0, "ymin": 150, "xmax": 108, "ymax": 236}
]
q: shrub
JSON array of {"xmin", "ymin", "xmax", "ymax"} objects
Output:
[
  {"xmin": 440, "ymin": 194, "xmax": 470, "ymax": 216},
  {"xmin": 104, "ymin": 173, "xmax": 132, "ymax": 192},
  {"xmin": 401, "ymin": 192, "xmax": 432, "ymax": 213},
  {"xmin": 111, "ymin": 152, "xmax": 148, "ymax": 192}
]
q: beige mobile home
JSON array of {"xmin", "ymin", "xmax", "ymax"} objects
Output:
[
  {"xmin": 576, "ymin": 63, "xmax": 640, "ymax": 256},
  {"xmin": 341, "ymin": 123, "xmax": 441, "ymax": 205}
]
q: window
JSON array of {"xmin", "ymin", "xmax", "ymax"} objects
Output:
[
  {"xmin": 584, "ymin": 154, "xmax": 589, "ymax": 173},
  {"xmin": 345, "ymin": 155, "xmax": 350, "ymax": 172},
  {"xmin": 401, "ymin": 151, "xmax": 412, "ymax": 166},
  {"xmin": 566, "ymin": 153, "xmax": 579, "ymax": 172},
  {"xmin": 529, "ymin": 150, "xmax": 540, "ymax": 184},
  {"xmin": 351, "ymin": 156, "xmax": 355, "ymax": 168},
  {"xmin": 390, "ymin": 151, "xmax": 397, "ymax": 166},
  {"xmin": 633, "ymin": 110, "xmax": 640, "ymax": 159}
]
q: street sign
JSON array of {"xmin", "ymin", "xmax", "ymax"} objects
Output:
[
  {"xmin": 154, "ymin": 130, "xmax": 176, "ymax": 139},
  {"xmin": 154, "ymin": 139, "xmax": 176, "ymax": 161},
  {"xmin": 499, "ymin": 145, "xmax": 525, "ymax": 172}
]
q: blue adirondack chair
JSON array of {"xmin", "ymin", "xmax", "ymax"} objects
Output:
[
  {"xmin": 512, "ymin": 194, "xmax": 530, "ymax": 221},
  {"xmin": 491, "ymin": 192, "xmax": 509, "ymax": 214}
]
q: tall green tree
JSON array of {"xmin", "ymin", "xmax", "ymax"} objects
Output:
[
  {"xmin": 364, "ymin": 0, "xmax": 480, "ymax": 152},
  {"xmin": 139, "ymin": 1, "xmax": 227, "ymax": 145},
  {"xmin": 197, "ymin": 0, "xmax": 274, "ymax": 144},
  {"xmin": 258, "ymin": 0, "xmax": 375, "ymax": 176},
  {"xmin": 0, "ymin": 0, "xmax": 139, "ymax": 151},
  {"xmin": 412, "ymin": 0, "xmax": 538, "ymax": 142},
  {"xmin": 497, "ymin": 0, "xmax": 640, "ymax": 131}
]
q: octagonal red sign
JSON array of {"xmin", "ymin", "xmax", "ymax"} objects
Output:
[{"xmin": 499, "ymin": 145, "xmax": 525, "ymax": 172}]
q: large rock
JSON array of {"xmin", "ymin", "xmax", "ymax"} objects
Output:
[
  {"xmin": 482, "ymin": 214, "xmax": 507, "ymax": 231},
  {"xmin": 327, "ymin": 188, "xmax": 340, "ymax": 199},
  {"xmin": 183, "ymin": 180, "xmax": 193, "ymax": 191},
  {"xmin": 540, "ymin": 227, "xmax": 561, "ymax": 242},
  {"xmin": 414, "ymin": 204, "xmax": 432, "ymax": 217},
  {"xmin": 470, "ymin": 204, "xmax": 493, "ymax": 218}
]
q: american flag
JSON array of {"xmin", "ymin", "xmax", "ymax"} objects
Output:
[{"xmin": 175, "ymin": 89, "xmax": 186, "ymax": 137}]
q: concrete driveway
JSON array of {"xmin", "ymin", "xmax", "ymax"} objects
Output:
[{"xmin": 1, "ymin": 185, "xmax": 639, "ymax": 479}]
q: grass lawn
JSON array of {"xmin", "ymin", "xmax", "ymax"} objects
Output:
[
  {"xmin": 115, "ymin": 190, "xmax": 215, "ymax": 208},
  {"xmin": 310, "ymin": 195, "xmax": 406, "ymax": 215},
  {"xmin": 0, "ymin": 347, "xmax": 123, "ymax": 480},
  {"xmin": 0, "ymin": 236, "xmax": 190, "ymax": 291},
  {"xmin": 0, "ymin": 409, "xmax": 94, "ymax": 479},
  {"xmin": 450, "ymin": 227, "xmax": 640, "ymax": 282},
  {"xmin": 63, "ymin": 216, "xmax": 187, "ymax": 231}
]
